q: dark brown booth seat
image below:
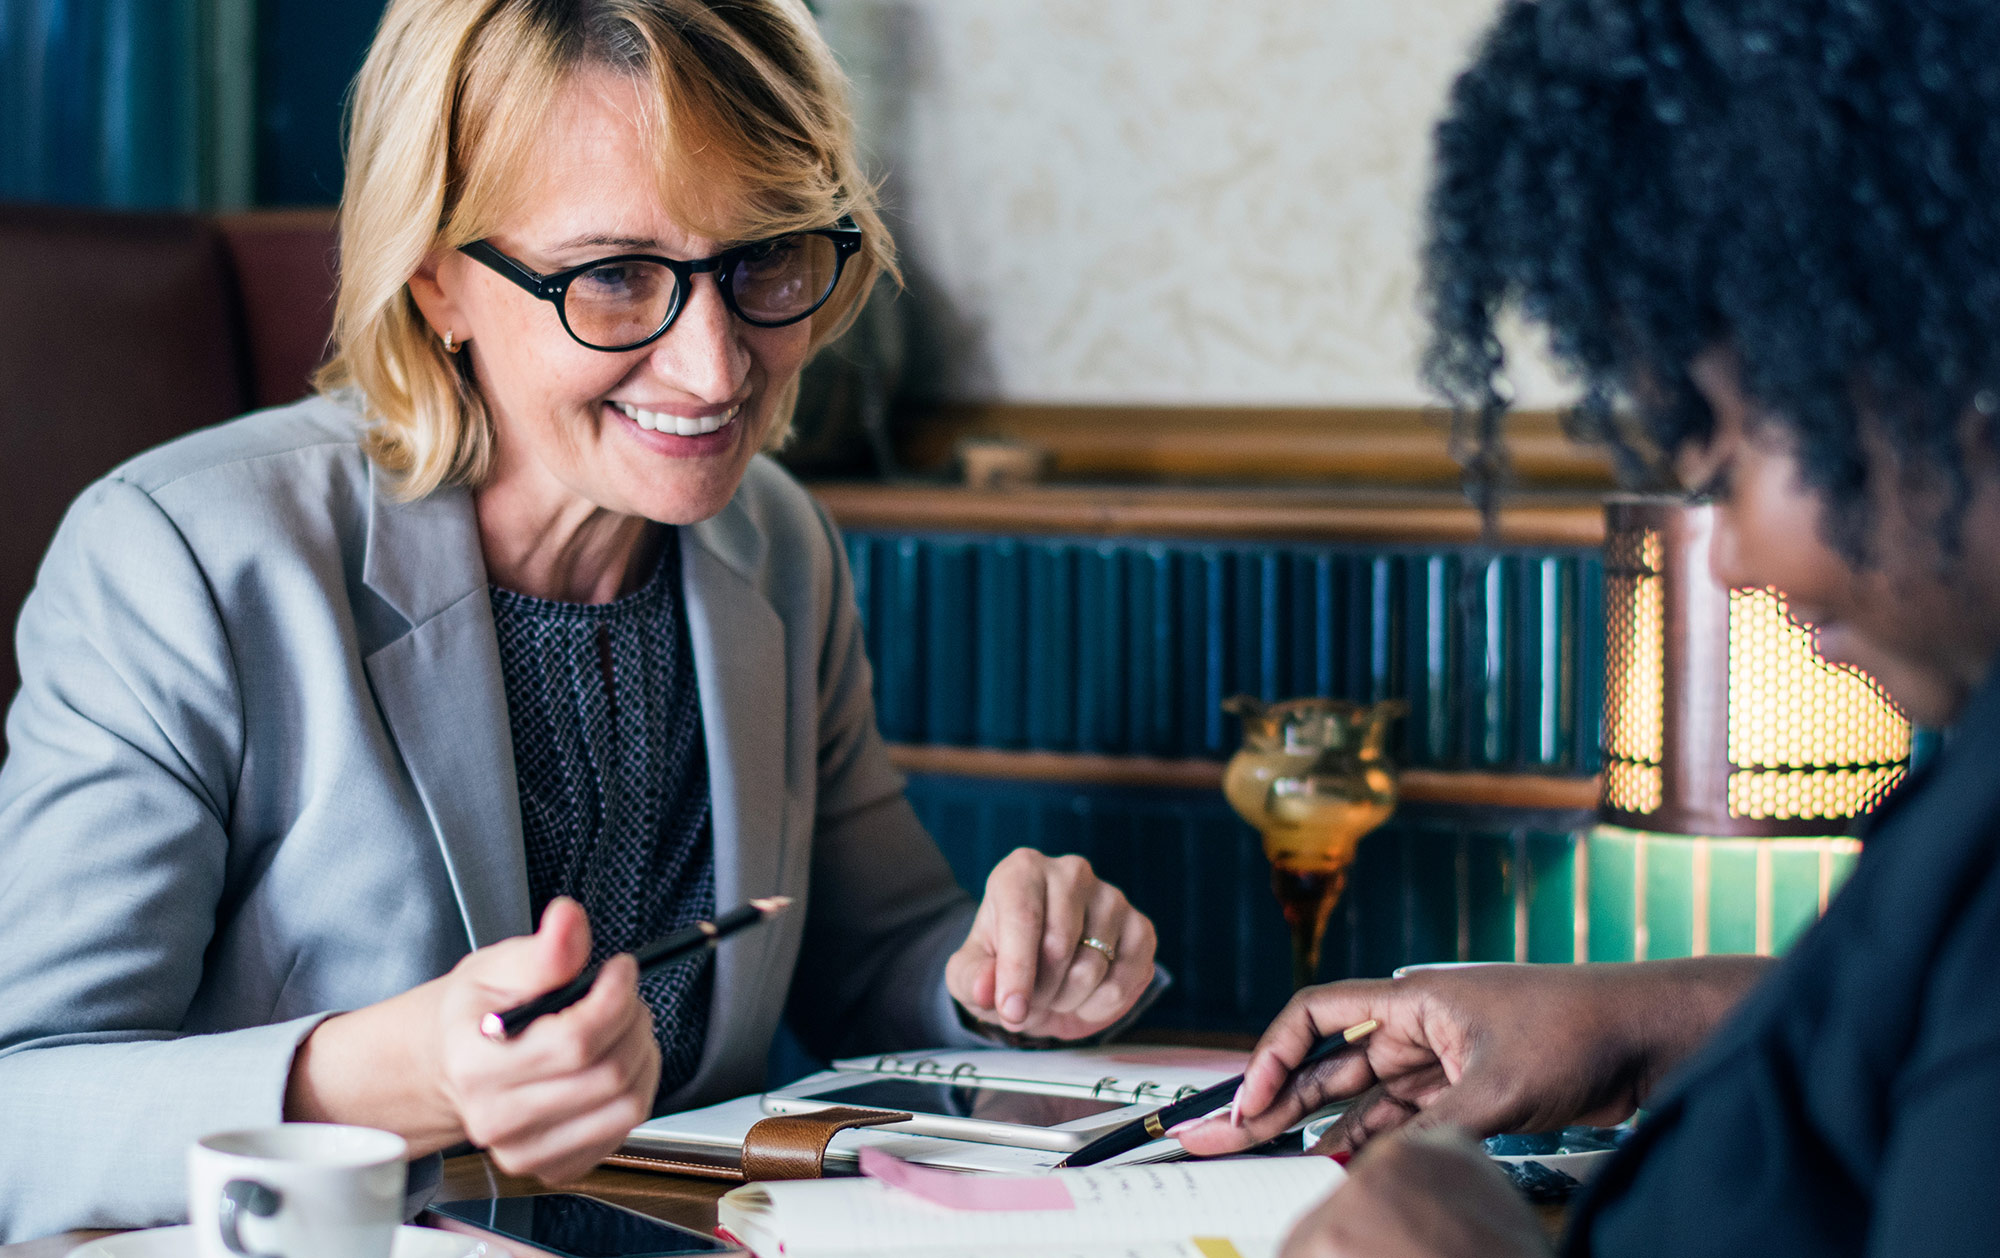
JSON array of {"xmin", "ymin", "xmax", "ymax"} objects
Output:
[{"xmin": 0, "ymin": 204, "xmax": 338, "ymax": 751}]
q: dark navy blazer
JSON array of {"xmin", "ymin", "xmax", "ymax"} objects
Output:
[{"xmin": 1568, "ymin": 667, "xmax": 2000, "ymax": 1254}]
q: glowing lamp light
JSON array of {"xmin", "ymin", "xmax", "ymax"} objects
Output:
[{"xmin": 1601, "ymin": 498, "xmax": 1912, "ymax": 837}]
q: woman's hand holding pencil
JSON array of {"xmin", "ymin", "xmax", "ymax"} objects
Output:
[
  {"xmin": 289, "ymin": 895, "xmax": 791, "ymax": 1186},
  {"xmin": 287, "ymin": 897, "xmax": 661, "ymax": 1184},
  {"xmin": 1057, "ymin": 1018, "xmax": 1378, "ymax": 1168},
  {"xmin": 1174, "ymin": 957, "xmax": 1772, "ymax": 1158}
]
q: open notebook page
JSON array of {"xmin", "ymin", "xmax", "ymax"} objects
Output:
[{"xmin": 719, "ymin": 1158, "xmax": 1342, "ymax": 1257}]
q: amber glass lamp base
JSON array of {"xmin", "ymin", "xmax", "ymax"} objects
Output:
[{"xmin": 1223, "ymin": 693, "xmax": 1404, "ymax": 992}]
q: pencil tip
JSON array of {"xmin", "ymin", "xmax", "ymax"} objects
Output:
[{"xmin": 751, "ymin": 896, "xmax": 794, "ymax": 915}]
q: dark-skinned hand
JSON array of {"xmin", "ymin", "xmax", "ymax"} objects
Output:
[{"xmin": 1176, "ymin": 957, "xmax": 1770, "ymax": 1157}]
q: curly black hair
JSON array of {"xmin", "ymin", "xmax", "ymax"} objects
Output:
[{"xmin": 1424, "ymin": 0, "xmax": 2000, "ymax": 557}]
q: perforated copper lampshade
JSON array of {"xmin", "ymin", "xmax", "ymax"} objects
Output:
[{"xmin": 1601, "ymin": 498, "xmax": 1911, "ymax": 837}]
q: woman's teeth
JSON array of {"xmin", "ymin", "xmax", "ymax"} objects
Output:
[{"xmin": 612, "ymin": 400, "xmax": 740, "ymax": 436}]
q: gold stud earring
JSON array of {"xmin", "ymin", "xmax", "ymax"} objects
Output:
[{"xmin": 441, "ymin": 330, "xmax": 461, "ymax": 354}]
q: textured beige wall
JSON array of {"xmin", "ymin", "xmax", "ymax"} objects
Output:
[{"xmin": 818, "ymin": 0, "xmax": 1568, "ymax": 408}]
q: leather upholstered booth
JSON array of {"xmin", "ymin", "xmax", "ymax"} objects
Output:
[{"xmin": 0, "ymin": 204, "xmax": 339, "ymax": 751}]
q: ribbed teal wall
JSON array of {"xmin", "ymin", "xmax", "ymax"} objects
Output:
[
  {"xmin": 907, "ymin": 779, "xmax": 1853, "ymax": 1036},
  {"xmin": 2, "ymin": 0, "xmax": 252, "ymax": 208},
  {"xmin": 846, "ymin": 531, "xmax": 1606, "ymax": 772},
  {"xmin": 906, "ymin": 775, "xmax": 1594, "ymax": 1034}
]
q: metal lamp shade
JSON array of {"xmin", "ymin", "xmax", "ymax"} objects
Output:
[{"xmin": 1601, "ymin": 497, "xmax": 1911, "ymax": 837}]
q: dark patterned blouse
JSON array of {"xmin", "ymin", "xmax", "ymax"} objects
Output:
[{"xmin": 488, "ymin": 535, "xmax": 715, "ymax": 1099}]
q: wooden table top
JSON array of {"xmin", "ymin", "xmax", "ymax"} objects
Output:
[{"xmin": 5, "ymin": 1150, "xmax": 1568, "ymax": 1257}]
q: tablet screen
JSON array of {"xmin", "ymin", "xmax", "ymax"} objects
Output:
[
  {"xmin": 808, "ymin": 1078, "xmax": 1128, "ymax": 1127},
  {"xmin": 428, "ymin": 1194, "xmax": 731, "ymax": 1256}
]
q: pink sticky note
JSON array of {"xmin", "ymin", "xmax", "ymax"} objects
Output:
[{"xmin": 858, "ymin": 1148, "xmax": 1075, "ymax": 1212}]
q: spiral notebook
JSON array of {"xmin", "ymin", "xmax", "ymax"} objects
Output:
[
  {"xmin": 827, "ymin": 1044, "xmax": 1250, "ymax": 1104},
  {"xmin": 625, "ymin": 1046, "xmax": 1246, "ymax": 1176}
]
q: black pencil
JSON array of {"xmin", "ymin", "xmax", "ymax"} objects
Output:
[
  {"xmin": 1055, "ymin": 1018, "xmax": 1380, "ymax": 1168},
  {"xmin": 480, "ymin": 896, "xmax": 793, "ymax": 1040}
]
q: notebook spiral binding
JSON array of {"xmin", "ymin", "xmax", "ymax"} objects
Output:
[{"xmin": 865, "ymin": 1054, "xmax": 1203, "ymax": 1105}]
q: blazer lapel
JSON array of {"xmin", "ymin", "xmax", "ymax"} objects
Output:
[
  {"xmin": 680, "ymin": 506, "xmax": 791, "ymax": 1070},
  {"xmin": 360, "ymin": 464, "xmax": 530, "ymax": 950},
  {"xmin": 352, "ymin": 456, "xmax": 793, "ymax": 1053}
]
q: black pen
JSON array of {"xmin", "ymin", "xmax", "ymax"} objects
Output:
[
  {"xmin": 1055, "ymin": 1018, "xmax": 1380, "ymax": 1168},
  {"xmin": 480, "ymin": 896, "xmax": 793, "ymax": 1040}
]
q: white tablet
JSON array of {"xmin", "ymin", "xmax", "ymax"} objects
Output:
[{"xmin": 761, "ymin": 1071, "xmax": 1162, "ymax": 1151}]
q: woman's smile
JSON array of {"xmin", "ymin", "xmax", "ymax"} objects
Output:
[{"xmin": 608, "ymin": 398, "xmax": 742, "ymax": 438}]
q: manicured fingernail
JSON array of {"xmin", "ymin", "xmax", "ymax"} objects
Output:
[
  {"xmin": 1164, "ymin": 1118, "xmax": 1206, "ymax": 1138},
  {"xmin": 1003, "ymin": 994, "xmax": 1027, "ymax": 1022},
  {"xmin": 1329, "ymin": 1151, "xmax": 1352, "ymax": 1166},
  {"xmin": 1228, "ymin": 1085, "xmax": 1245, "ymax": 1127}
]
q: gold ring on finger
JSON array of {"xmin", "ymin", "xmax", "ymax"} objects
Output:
[{"xmin": 1078, "ymin": 936, "xmax": 1117, "ymax": 965}]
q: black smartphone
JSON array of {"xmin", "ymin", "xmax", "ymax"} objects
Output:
[{"xmin": 421, "ymin": 1193, "xmax": 737, "ymax": 1258}]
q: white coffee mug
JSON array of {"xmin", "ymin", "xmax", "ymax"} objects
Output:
[{"xmin": 188, "ymin": 1124, "xmax": 408, "ymax": 1258}]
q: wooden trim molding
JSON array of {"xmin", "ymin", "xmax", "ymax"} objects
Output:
[
  {"xmin": 896, "ymin": 402, "xmax": 1617, "ymax": 491},
  {"xmin": 1399, "ymin": 768, "xmax": 1601, "ymax": 812},
  {"xmin": 885, "ymin": 743, "xmax": 1602, "ymax": 812},
  {"xmin": 891, "ymin": 746, "xmax": 1227, "ymax": 791},
  {"xmin": 809, "ymin": 482, "xmax": 1608, "ymax": 547}
]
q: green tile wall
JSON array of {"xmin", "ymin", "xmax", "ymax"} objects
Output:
[{"xmin": 1583, "ymin": 827, "xmax": 1862, "ymax": 960}]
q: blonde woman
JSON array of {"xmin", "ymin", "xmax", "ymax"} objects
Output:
[{"xmin": 0, "ymin": 0, "xmax": 1157, "ymax": 1238}]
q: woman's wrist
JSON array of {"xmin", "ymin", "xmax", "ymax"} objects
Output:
[
  {"xmin": 284, "ymin": 981, "xmax": 465, "ymax": 1155},
  {"xmin": 1607, "ymin": 956, "xmax": 1775, "ymax": 1103}
]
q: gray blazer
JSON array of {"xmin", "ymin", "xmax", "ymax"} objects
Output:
[{"xmin": 0, "ymin": 396, "xmax": 978, "ymax": 1240}]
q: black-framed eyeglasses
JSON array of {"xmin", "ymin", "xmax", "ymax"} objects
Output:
[{"xmin": 459, "ymin": 221, "xmax": 862, "ymax": 352}]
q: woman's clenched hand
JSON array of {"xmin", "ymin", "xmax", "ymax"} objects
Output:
[{"xmin": 287, "ymin": 897, "xmax": 660, "ymax": 1182}]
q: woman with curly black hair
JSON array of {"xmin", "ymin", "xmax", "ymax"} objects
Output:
[{"xmin": 1179, "ymin": 0, "xmax": 2000, "ymax": 1254}]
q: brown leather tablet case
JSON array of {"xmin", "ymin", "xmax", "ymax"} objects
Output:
[{"xmin": 603, "ymin": 1107, "xmax": 913, "ymax": 1182}]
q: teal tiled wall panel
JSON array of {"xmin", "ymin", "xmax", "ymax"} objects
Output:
[
  {"xmin": 848, "ymin": 532, "xmax": 1606, "ymax": 774},
  {"xmin": 1582, "ymin": 828, "xmax": 1860, "ymax": 961}
]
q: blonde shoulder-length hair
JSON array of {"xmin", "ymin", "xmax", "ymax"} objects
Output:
[{"xmin": 315, "ymin": 0, "xmax": 894, "ymax": 498}]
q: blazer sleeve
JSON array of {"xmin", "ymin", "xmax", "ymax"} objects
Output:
[
  {"xmin": 781, "ymin": 500, "xmax": 985, "ymax": 1060},
  {"xmin": 0, "ymin": 479, "xmax": 330, "ymax": 1240}
]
